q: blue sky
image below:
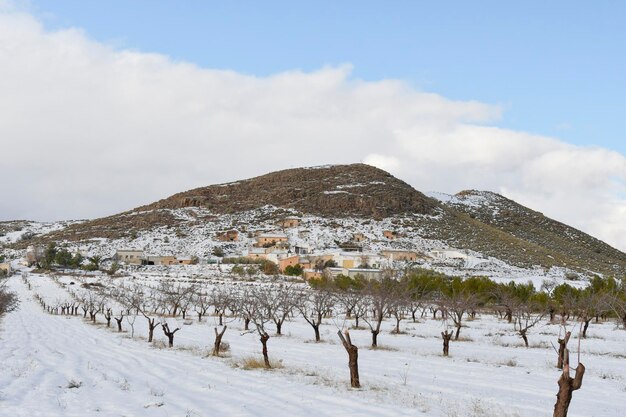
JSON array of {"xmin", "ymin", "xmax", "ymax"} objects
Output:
[{"xmin": 22, "ymin": 0, "xmax": 626, "ymax": 154}]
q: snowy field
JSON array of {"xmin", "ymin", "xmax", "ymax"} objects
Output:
[{"xmin": 1, "ymin": 270, "xmax": 625, "ymax": 417}]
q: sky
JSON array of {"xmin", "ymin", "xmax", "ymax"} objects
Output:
[{"xmin": 1, "ymin": 1, "xmax": 626, "ymax": 251}]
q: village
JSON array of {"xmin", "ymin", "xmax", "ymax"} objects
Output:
[{"xmin": 21, "ymin": 215, "xmax": 474, "ymax": 280}]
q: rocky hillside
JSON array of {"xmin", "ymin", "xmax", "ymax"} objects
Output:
[
  {"xmin": 430, "ymin": 190, "xmax": 626, "ymax": 276},
  {"xmin": 145, "ymin": 164, "xmax": 438, "ymax": 218},
  {"xmin": 7, "ymin": 164, "xmax": 626, "ymax": 277}
]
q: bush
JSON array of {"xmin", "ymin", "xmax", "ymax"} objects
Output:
[
  {"xmin": 222, "ymin": 257, "xmax": 264, "ymax": 265},
  {"xmin": 284, "ymin": 264, "xmax": 303, "ymax": 276},
  {"xmin": 0, "ymin": 282, "xmax": 19, "ymax": 316},
  {"xmin": 232, "ymin": 265, "xmax": 245, "ymax": 276},
  {"xmin": 261, "ymin": 260, "xmax": 279, "ymax": 275}
]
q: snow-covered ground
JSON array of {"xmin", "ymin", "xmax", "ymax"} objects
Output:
[{"xmin": 1, "ymin": 270, "xmax": 624, "ymax": 417}]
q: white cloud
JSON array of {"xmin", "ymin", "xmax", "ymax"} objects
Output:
[{"xmin": 1, "ymin": 9, "xmax": 626, "ymax": 252}]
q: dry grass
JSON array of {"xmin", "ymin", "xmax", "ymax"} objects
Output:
[
  {"xmin": 369, "ymin": 345, "xmax": 399, "ymax": 351},
  {"xmin": 238, "ymin": 356, "xmax": 284, "ymax": 370},
  {"xmin": 497, "ymin": 359, "xmax": 518, "ymax": 367},
  {"xmin": 456, "ymin": 335, "xmax": 474, "ymax": 342}
]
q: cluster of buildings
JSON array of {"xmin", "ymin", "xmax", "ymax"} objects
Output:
[
  {"xmin": 238, "ymin": 217, "xmax": 423, "ymax": 280},
  {"xmin": 20, "ymin": 215, "xmax": 474, "ymax": 280},
  {"xmin": 114, "ymin": 250, "xmax": 196, "ymax": 266}
]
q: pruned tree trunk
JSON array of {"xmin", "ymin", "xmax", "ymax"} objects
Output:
[
  {"xmin": 115, "ymin": 314, "xmax": 124, "ymax": 332},
  {"xmin": 213, "ymin": 326, "xmax": 227, "ymax": 356},
  {"xmin": 147, "ymin": 318, "xmax": 159, "ymax": 343},
  {"xmin": 557, "ymin": 331, "xmax": 571, "ymax": 369},
  {"xmin": 371, "ymin": 330, "xmax": 379, "ymax": 347},
  {"xmin": 505, "ymin": 308, "xmax": 512, "ymax": 323},
  {"xmin": 337, "ymin": 330, "xmax": 360, "ymax": 388},
  {"xmin": 162, "ymin": 323, "xmax": 180, "ymax": 348},
  {"xmin": 260, "ymin": 333, "xmax": 271, "ymax": 368},
  {"xmin": 313, "ymin": 325, "xmax": 320, "ymax": 342},
  {"xmin": 244, "ymin": 317, "xmax": 250, "ymax": 331},
  {"xmin": 454, "ymin": 324, "xmax": 461, "ymax": 340},
  {"xmin": 582, "ymin": 319, "xmax": 591, "ymax": 338},
  {"xmin": 553, "ymin": 346, "xmax": 585, "ymax": 417},
  {"xmin": 520, "ymin": 329, "xmax": 529, "ymax": 348},
  {"xmin": 104, "ymin": 309, "xmax": 112, "ymax": 327},
  {"xmin": 441, "ymin": 330, "xmax": 452, "ymax": 356}
]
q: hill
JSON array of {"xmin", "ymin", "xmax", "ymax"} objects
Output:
[{"xmin": 6, "ymin": 164, "xmax": 626, "ymax": 277}]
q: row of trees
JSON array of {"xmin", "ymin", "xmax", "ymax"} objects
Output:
[
  {"xmin": 28, "ymin": 270, "xmax": 602, "ymax": 417},
  {"xmin": 31, "ymin": 243, "xmax": 105, "ymax": 271}
]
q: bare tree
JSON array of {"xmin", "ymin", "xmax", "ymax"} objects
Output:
[
  {"xmin": 493, "ymin": 287, "xmax": 518, "ymax": 323},
  {"xmin": 210, "ymin": 286, "xmax": 233, "ymax": 326},
  {"xmin": 245, "ymin": 287, "xmax": 273, "ymax": 368},
  {"xmin": 118, "ymin": 284, "xmax": 161, "ymax": 342},
  {"xmin": 440, "ymin": 290, "xmax": 477, "ymax": 340},
  {"xmin": 104, "ymin": 307, "xmax": 112, "ymax": 327},
  {"xmin": 333, "ymin": 288, "xmax": 362, "ymax": 319},
  {"xmin": 611, "ymin": 294, "xmax": 626, "ymax": 329},
  {"xmin": 513, "ymin": 304, "xmax": 545, "ymax": 348},
  {"xmin": 337, "ymin": 329, "xmax": 360, "ymax": 388},
  {"xmin": 259, "ymin": 284, "xmax": 295, "ymax": 335},
  {"xmin": 576, "ymin": 292, "xmax": 611, "ymax": 337},
  {"xmin": 389, "ymin": 291, "xmax": 410, "ymax": 334},
  {"xmin": 158, "ymin": 281, "xmax": 195, "ymax": 317},
  {"xmin": 362, "ymin": 279, "xmax": 400, "ymax": 347},
  {"xmin": 193, "ymin": 288, "xmax": 211, "ymax": 322},
  {"xmin": 296, "ymin": 289, "xmax": 334, "ymax": 342}
]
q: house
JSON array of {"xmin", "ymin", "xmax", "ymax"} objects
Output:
[
  {"xmin": 245, "ymin": 247, "xmax": 270, "ymax": 261},
  {"xmin": 175, "ymin": 256, "xmax": 196, "ymax": 265},
  {"xmin": 383, "ymin": 230, "xmax": 398, "ymax": 240},
  {"xmin": 299, "ymin": 254, "xmax": 335, "ymax": 271},
  {"xmin": 216, "ymin": 230, "xmax": 239, "ymax": 242},
  {"xmin": 279, "ymin": 216, "xmax": 300, "ymax": 228},
  {"xmin": 294, "ymin": 245, "xmax": 310, "ymax": 255},
  {"xmin": 352, "ymin": 232, "xmax": 366, "ymax": 243},
  {"xmin": 115, "ymin": 249, "xmax": 145, "ymax": 265},
  {"xmin": 429, "ymin": 249, "xmax": 469, "ymax": 260},
  {"xmin": 333, "ymin": 252, "xmax": 384, "ymax": 269},
  {"xmin": 278, "ymin": 255, "xmax": 300, "ymax": 272},
  {"xmin": 303, "ymin": 269, "xmax": 324, "ymax": 281},
  {"xmin": 380, "ymin": 249, "xmax": 419, "ymax": 262},
  {"xmin": 327, "ymin": 267, "xmax": 383, "ymax": 281},
  {"xmin": 255, "ymin": 233, "xmax": 289, "ymax": 248}
]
